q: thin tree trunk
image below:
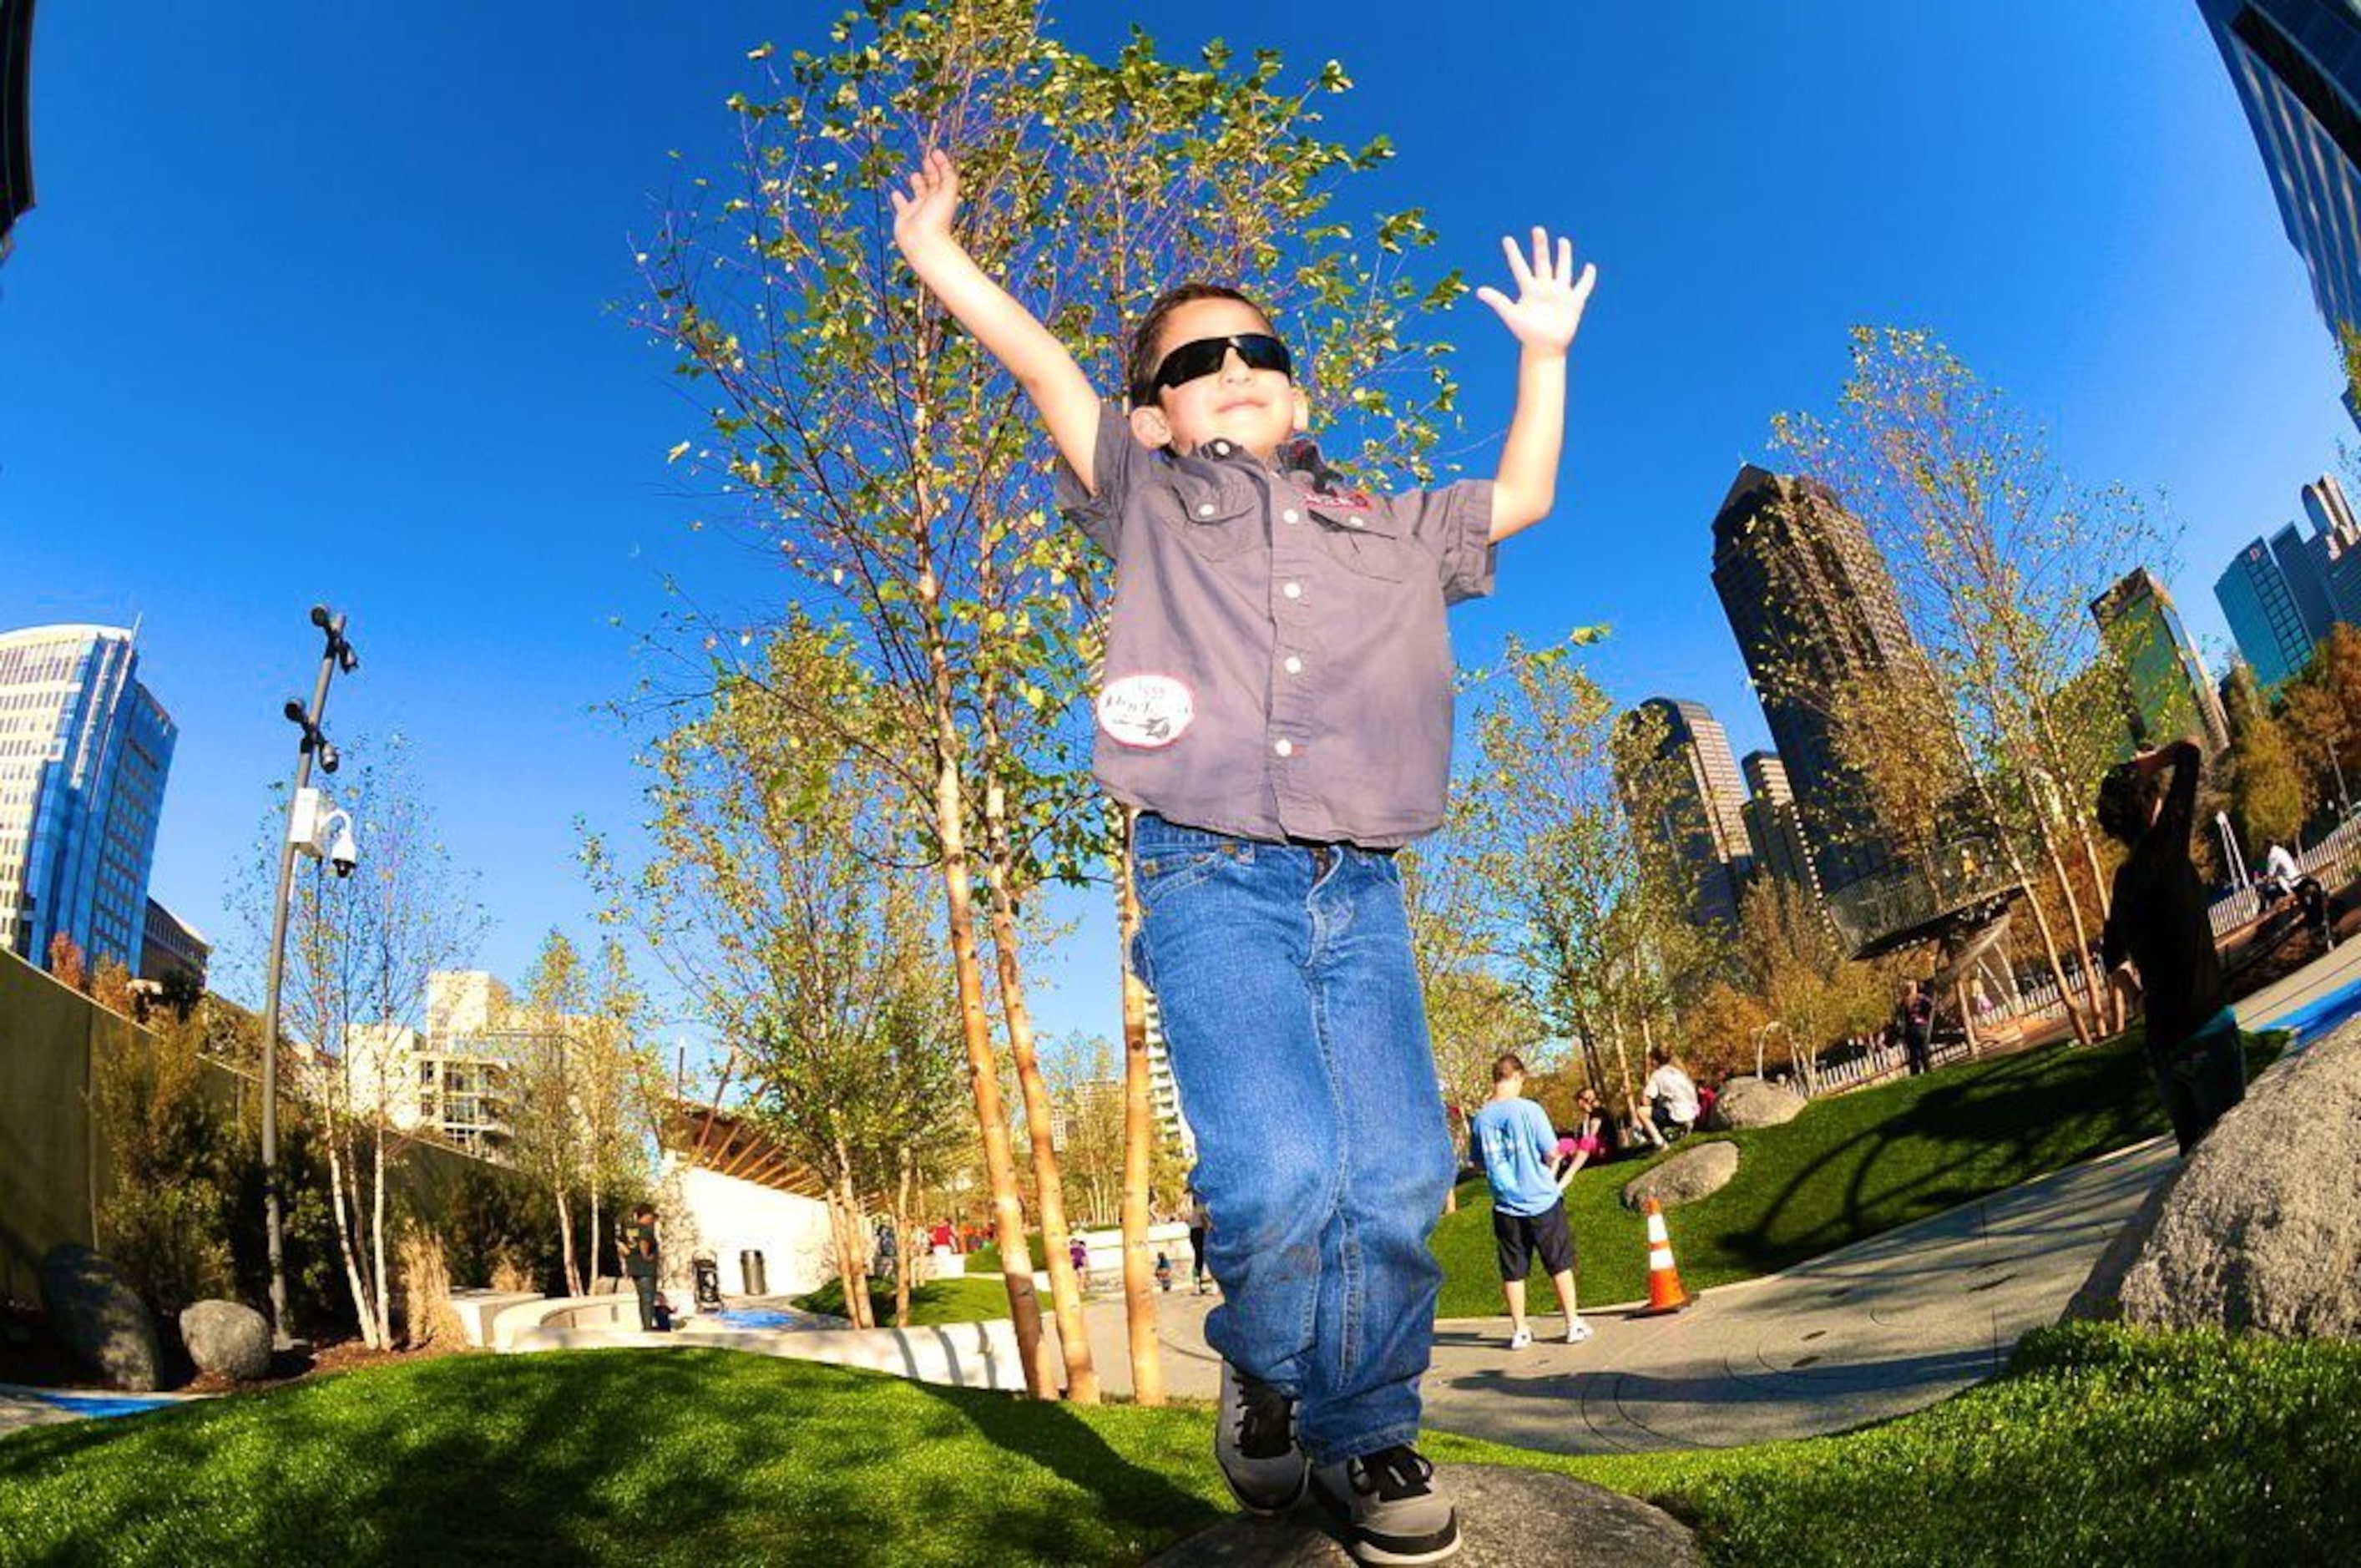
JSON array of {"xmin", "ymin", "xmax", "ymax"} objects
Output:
[
  {"xmin": 589, "ymin": 1184, "xmax": 604, "ymax": 1294},
  {"xmin": 371, "ymin": 1121, "xmax": 390, "ymax": 1348},
  {"xmin": 834, "ymin": 1143, "xmax": 875, "ymax": 1330},
  {"xmin": 1115, "ymin": 821, "xmax": 1165, "ymax": 1407},
  {"xmin": 902, "ymin": 359, "xmax": 1050, "ymax": 1397},
  {"xmin": 977, "ymin": 707, "xmax": 1097, "ymax": 1402},
  {"xmin": 324, "ymin": 1116, "xmax": 379, "ymax": 1348},
  {"xmin": 893, "ymin": 1146, "xmax": 915, "ymax": 1328},
  {"xmin": 555, "ymin": 1174, "xmax": 581, "ymax": 1297}
]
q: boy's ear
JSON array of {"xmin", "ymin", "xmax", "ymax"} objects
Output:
[
  {"xmin": 1127, "ymin": 402, "xmax": 1173, "ymax": 450},
  {"xmin": 1292, "ymin": 384, "xmax": 1310, "ymax": 434}
]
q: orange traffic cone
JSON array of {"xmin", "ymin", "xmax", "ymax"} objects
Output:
[{"xmin": 1636, "ymin": 1198, "xmax": 1691, "ymax": 1316}]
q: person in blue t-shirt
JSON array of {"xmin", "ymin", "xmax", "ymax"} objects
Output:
[{"xmin": 1469, "ymin": 1054, "xmax": 1591, "ymax": 1348}]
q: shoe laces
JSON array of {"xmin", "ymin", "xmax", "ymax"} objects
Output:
[
  {"xmin": 1353, "ymin": 1444, "xmax": 1436, "ymax": 1502},
  {"xmin": 1234, "ymin": 1374, "xmax": 1296, "ymax": 1460}
]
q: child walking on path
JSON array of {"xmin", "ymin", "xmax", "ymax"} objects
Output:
[
  {"xmin": 1472, "ymin": 1054, "xmax": 1594, "ymax": 1351},
  {"xmin": 891, "ymin": 149, "xmax": 1593, "ymax": 1565}
]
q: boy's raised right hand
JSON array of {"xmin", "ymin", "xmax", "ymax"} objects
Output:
[
  {"xmin": 880, "ymin": 146, "xmax": 1101, "ymax": 492},
  {"xmin": 890, "ymin": 148, "xmax": 962, "ymax": 260}
]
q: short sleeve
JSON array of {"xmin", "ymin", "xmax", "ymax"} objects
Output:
[
  {"xmin": 1054, "ymin": 400, "xmax": 1144, "ymax": 559},
  {"xmin": 1387, "ymin": 479, "xmax": 1497, "ymax": 604},
  {"xmin": 1524, "ymin": 1102, "xmax": 1557, "ymax": 1163}
]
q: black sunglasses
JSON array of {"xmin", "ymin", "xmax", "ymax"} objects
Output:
[{"xmin": 1145, "ymin": 332, "xmax": 1293, "ymax": 398}]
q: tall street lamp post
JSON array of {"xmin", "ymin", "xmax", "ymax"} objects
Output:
[{"xmin": 258, "ymin": 605, "xmax": 359, "ymax": 1348}]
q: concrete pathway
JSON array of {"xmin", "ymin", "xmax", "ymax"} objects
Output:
[{"xmin": 1062, "ymin": 1136, "xmax": 2177, "ymax": 1453}]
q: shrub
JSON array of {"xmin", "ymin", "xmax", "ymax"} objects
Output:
[{"xmin": 397, "ymin": 1225, "xmax": 468, "ymax": 1348}]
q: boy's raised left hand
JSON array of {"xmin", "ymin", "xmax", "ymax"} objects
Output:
[{"xmin": 1474, "ymin": 227, "xmax": 1596, "ymax": 355}]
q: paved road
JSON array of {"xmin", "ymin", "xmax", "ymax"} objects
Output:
[{"xmin": 1062, "ymin": 1136, "xmax": 2177, "ymax": 1453}]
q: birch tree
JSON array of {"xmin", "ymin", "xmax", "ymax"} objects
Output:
[{"xmin": 1772, "ymin": 328, "xmax": 2172, "ymax": 1042}]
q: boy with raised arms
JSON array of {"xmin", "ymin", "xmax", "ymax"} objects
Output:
[{"xmin": 891, "ymin": 148, "xmax": 1594, "ymax": 1565}]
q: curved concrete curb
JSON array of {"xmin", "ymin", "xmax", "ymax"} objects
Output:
[{"xmin": 502, "ymin": 1318, "xmax": 1028, "ymax": 1392}]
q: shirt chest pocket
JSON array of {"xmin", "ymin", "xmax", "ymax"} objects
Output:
[
  {"xmin": 1159, "ymin": 477, "xmax": 1261, "ymax": 563},
  {"xmin": 1307, "ymin": 502, "xmax": 1408, "ymax": 582}
]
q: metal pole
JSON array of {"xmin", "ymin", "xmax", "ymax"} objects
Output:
[{"xmin": 257, "ymin": 611, "xmax": 349, "ymax": 1349}]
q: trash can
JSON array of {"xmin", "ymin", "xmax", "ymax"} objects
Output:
[
  {"xmin": 692, "ymin": 1253, "xmax": 723, "ymax": 1311},
  {"xmin": 739, "ymin": 1249, "xmax": 767, "ymax": 1298}
]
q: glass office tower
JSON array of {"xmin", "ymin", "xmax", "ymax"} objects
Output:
[{"xmin": 0, "ymin": 625, "xmax": 177, "ymax": 972}]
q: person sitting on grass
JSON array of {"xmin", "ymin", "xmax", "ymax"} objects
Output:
[
  {"xmin": 888, "ymin": 144, "xmax": 1594, "ymax": 1565},
  {"xmin": 2096, "ymin": 737, "xmax": 2244, "ymax": 1155},
  {"xmin": 1472, "ymin": 1053, "xmax": 1594, "ymax": 1352},
  {"xmin": 1559, "ymin": 1085, "xmax": 1618, "ymax": 1172},
  {"xmin": 1633, "ymin": 1046, "xmax": 1700, "ymax": 1146}
]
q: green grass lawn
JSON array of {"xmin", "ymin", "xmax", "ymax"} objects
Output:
[
  {"xmin": 1435, "ymin": 1029, "xmax": 2284, "ymax": 1317},
  {"xmin": 788, "ymin": 1275, "xmax": 1012, "ymax": 1326},
  {"xmin": 1, "ymin": 1324, "xmax": 2351, "ymax": 1565}
]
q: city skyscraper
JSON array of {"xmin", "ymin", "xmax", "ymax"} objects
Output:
[
  {"xmin": 0, "ymin": 0, "xmax": 33, "ymax": 261},
  {"xmin": 1618, "ymin": 697, "xmax": 1754, "ymax": 928},
  {"xmin": 2198, "ymin": 0, "xmax": 2361, "ymax": 421},
  {"xmin": 1710, "ymin": 464, "xmax": 1925, "ymax": 898},
  {"xmin": 2092, "ymin": 568, "xmax": 2235, "ymax": 755},
  {"xmin": 2268, "ymin": 519, "xmax": 2338, "ymax": 639},
  {"xmin": 1738, "ymin": 751, "xmax": 1818, "ymax": 897},
  {"xmin": 2217, "ymin": 535, "xmax": 2320, "ymax": 686},
  {"xmin": 0, "ymin": 625, "xmax": 177, "ymax": 973}
]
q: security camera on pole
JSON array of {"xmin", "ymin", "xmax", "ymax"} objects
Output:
[{"xmin": 257, "ymin": 604, "xmax": 360, "ymax": 1350}]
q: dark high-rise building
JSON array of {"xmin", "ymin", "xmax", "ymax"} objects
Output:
[
  {"xmin": 2199, "ymin": 0, "xmax": 2361, "ymax": 421},
  {"xmin": 2217, "ymin": 535, "xmax": 2318, "ymax": 687},
  {"xmin": 2092, "ymin": 568, "xmax": 2235, "ymax": 755},
  {"xmin": 1739, "ymin": 751, "xmax": 1818, "ymax": 897},
  {"xmin": 1618, "ymin": 697, "xmax": 1754, "ymax": 928},
  {"xmin": 139, "ymin": 896, "xmax": 210, "ymax": 989},
  {"xmin": 1710, "ymin": 464, "xmax": 1927, "ymax": 898},
  {"xmin": 2269, "ymin": 520, "xmax": 2338, "ymax": 639},
  {"xmin": 0, "ymin": 0, "xmax": 32, "ymax": 261}
]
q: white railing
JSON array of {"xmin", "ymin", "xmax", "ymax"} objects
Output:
[{"xmin": 2207, "ymin": 812, "xmax": 2361, "ymax": 938}]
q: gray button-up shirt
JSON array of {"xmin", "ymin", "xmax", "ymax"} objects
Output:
[{"xmin": 1055, "ymin": 401, "xmax": 1496, "ymax": 849}]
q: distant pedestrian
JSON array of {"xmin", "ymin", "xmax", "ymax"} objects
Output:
[
  {"xmin": 1069, "ymin": 1235, "xmax": 1090, "ymax": 1276},
  {"xmin": 623, "ymin": 1203, "xmax": 661, "ymax": 1331},
  {"xmin": 1895, "ymin": 981, "xmax": 1934, "ymax": 1076},
  {"xmin": 1471, "ymin": 1053, "xmax": 1591, "ymax": 1349},
  {"xmin": 1155, "ymin": 1252, "xmax": 1175, "ymax": 1292},
  {"xmin": 2097, "ymin": 738, "xmax": 2244, "ymax": 1154},
  {"xmin": 1186, "ymin": 1189, "xmax": 1212, "ymax": 1294}
]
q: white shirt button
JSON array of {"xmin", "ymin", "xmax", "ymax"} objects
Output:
[
  {"xmin": 1283, "ymin": 655, "xmax": 1302, "ymax": 675},
  {"xmin": 1197, "ymin": 502, "xmax": 1216, "ymax": 518},
  {"xmin": 1213, "ymin": 441, "xmax": 1231, "ymax": 456},
  {"xmin": 1282, "ymin": 508, "xmax": 1300, "ymax": 524},
  {"xmin": 1274, "ymin": 739, "xmax": 1294, "ymax": 758},
  {"xmin": 1283, "ymin": 582, "xmax": 1302, "ymax": 599},
  {"xmin": 1347, "ymin": 515, "xmax": 1365, "ymax": 529}
]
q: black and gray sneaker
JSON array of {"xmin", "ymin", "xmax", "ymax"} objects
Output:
[
  {"xmin": 1215, "ymin": 1361, "xmax": 1308, "ymax": 1514},
  {"xmin": 1311, "ymin": 1444, "xmax": 1461, "ymax": 1565}
]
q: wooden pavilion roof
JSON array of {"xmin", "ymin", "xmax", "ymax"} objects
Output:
[{"xmin": 669, "ymin": 1102, "xmax": 831, "ymax": 1200}]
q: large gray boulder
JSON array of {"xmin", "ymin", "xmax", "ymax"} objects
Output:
[
  {"xmin": 1711, "ymin": 1076, "xmax": 1807, "ymax": 1130},
  {"xmin": 2107, "ymin": 1025, "xmax": 2361, "ymax": 1338},
  {"xmin": 1622, "ymin": 1141, "xmax": 1740, "ymax": 1211},
  {"xmin": 38, "ymin": 1244, "xmax": 161, "ymax": 1391},
  {"xmin": 179, "ymin": 1299, "xmax": 271, "ymax": 1381},
  {"xmin": 1154, "ymin": 1462, "xmax": 1697, "ymax": 1565}
]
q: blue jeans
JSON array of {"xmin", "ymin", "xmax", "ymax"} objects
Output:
[{"xmin": 1130, "ymin": 812, "xmax": 1455, "ymax": 1464}]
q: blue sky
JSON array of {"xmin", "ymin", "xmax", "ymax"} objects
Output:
[{"xmin": 0, "ymin": 2, "xmax": 2348, "ymax": 1060}]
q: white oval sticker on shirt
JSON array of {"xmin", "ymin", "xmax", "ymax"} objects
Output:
[{"xmin": 1097, "ymin": 674, "xmax": 1195, "ymax": 750}]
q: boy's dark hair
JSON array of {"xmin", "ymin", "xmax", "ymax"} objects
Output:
[
  {"xmin": 1492, "ymin": 1052, "xmax": 1526, "ymax": 1083},
  {"xmin": 2095, "ymin": 761, "xmax": 2157, "ymax": 847},
  {"xmin": 1125, "ymin": 283, "xmax": 1272, "ymax": 407},
  {"xmin": 1647, "ymin": 1044, "xmax": 1673, "ymax": 1068},
  {"xmin": 634, "ymin": 1202, "xmax": 657, "ymax": 1220}
]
